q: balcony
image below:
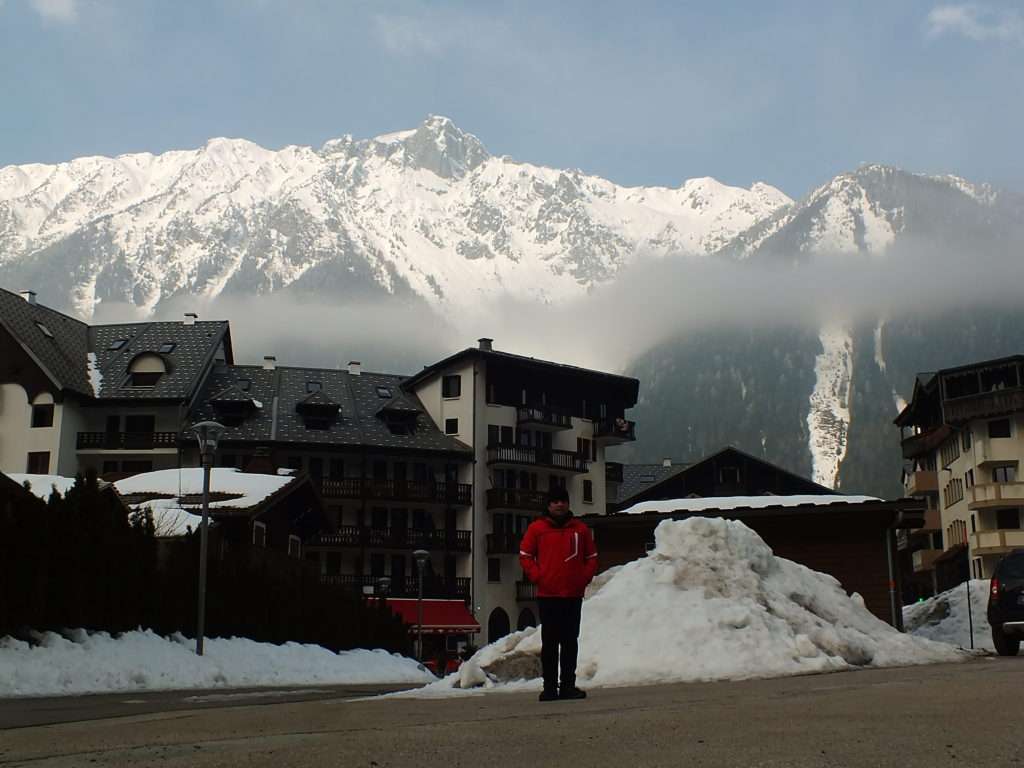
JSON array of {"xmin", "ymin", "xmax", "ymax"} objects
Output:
[
  {"xmin": 486, "ymin": 487, "xmax": 548, "ymax": 512},
  {"xmin": 968, "ymin": 482, "xmax": 1024, "ymax": 510},
  {"xmin": 486, "ymin": 532, "xmax": 521, "ymax": 555},
  {"xmin": 516, "ymin": 580, "xmax": 537, "ymax": 601},
  {"xmin": 972, "ymin": 439, "xmax": 1021, "ymax": 468},
  {"xmin": 594, "ymin": 419, "xmax": 636, "ymax": 444},
  {"xmin": 901, "ymin": 426, "xmax": 950, "ymax": 459},
  {"xmin": 968, "ymin": 529, "xmax": 1024, "ymax": 556},
  {"xmin": 320, "ymin": 478, "xmax": 472, "ymax": 505},
  {"xmin": 921, "ymin": 506, "xmax": 942, "ymax": 532},
  {"xmin": 516, "ymin": 406, "xmax": 572, "ymax": 431},
  {"xmin": 912, "ymin": 548, "xmax": 943, "ymax": 573},
  {"xmin": 77, "ymin": 431, "xmax": 178, "ymax": 451},
  {"xmin": 314, "ymin": 526, "xmax": 471, "ymax": 552},
  {"xmin": 486, "ymin": 445, "xmax": 589, "ymax": 473},
  {"xmin": 943, "ymin": 387, "xmax": 1024, "ymax": 424},
  {"xmin": 322, "ymin": 574, "xmax": 471, "ymax": 600},
  {"xmin": 605, "ymin": 461, "xmax": 624, "ymax": 484},
  {"xmin": 905, "ymin": 470, "xmax": 938, "ymax": 497}
]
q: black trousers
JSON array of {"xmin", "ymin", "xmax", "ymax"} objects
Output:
[{"xmin": 537, "ymin": 597, "xmax": 583, "ymax": 691}]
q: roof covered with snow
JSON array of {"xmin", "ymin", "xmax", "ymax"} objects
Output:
[
  {"xmin": 115, "ymin": 468, "xmax": 294, "ymax": 511},
  {"xmin": 618, "ymin": 494, "xmax": 882, "ymax": 516}
]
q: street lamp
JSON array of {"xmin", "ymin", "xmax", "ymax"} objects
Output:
[
  {"xmin": 413, "ymin": 549, "xmax": 430, "ymax": 661},
  {"xmin": 191, "ymin": 420, "xmax": 225, "ymax": 656},
  {"xmin": 376, "ymin": 576, "xmax": 391, "ymax": 597}
]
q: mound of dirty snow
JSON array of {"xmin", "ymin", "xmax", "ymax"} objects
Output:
[
  {"xmin": 903, "ymin": 580, "xmax": 993, "ymax": 651},
  {"xmin": 417, "ymin": 518, "xmax": 970, "ymax": 697}
]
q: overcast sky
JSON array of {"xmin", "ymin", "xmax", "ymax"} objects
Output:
[{"xmin": 2, "ymin": 0, "xmax": 1022, "ymax": 198}]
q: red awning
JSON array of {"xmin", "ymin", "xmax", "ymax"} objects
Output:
[{"xmin": 379, "ymin": 598, "xmax": 480, "ymax": 635}]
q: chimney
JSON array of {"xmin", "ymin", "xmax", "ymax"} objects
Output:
[
  {"xmin": 478, "ymin": 337, "xmax": 493, "ymax": 351},
  {"xmin": 348, "ymin": 360, "xmax": 362, "ymax": 376},
  {"xmin": 19, "ymin": 290, "xmax": 36, "ymax": 305},
  {"xmin": 183, "ymin": 312, "xmax": 198, "ymax": 326},
  {"xmin": 662, "ymin": 458, "xmax": 672, "ymax": 467},
  {"xmin": 263, "ymin": 355, "xmax": 276, "ymax": 370}
]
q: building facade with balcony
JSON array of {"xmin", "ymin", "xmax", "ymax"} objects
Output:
[
  {"xmin": 896, "ymin": 356, "xmax": 1024, "ymax": 589},
  {"xmin": 401, "ymin": 338, "xmax": 639, "ymax": 644}
]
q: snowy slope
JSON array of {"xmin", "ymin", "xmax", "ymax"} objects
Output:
[{"xmin": 0, "ymin": 116, "xmax": 791, "ymax": 318}]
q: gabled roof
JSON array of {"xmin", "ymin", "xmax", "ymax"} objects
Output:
[
  {"xmin": 0, "ymin": 287, "xmax": 92, "ymax": 396},
  {"xmin": 401, "ymin": 344, "xmax": 640, "ymax": 404},
  {"xmin": 209, "ymin": 383, "xmax": 258, "ymax": 405},
  {"xmin": 611, "ymin": 462, "xmax": 688, "ymax": 506},
  {"xmin": 296, "ymin": 390, "xmax": 340, "ymax": 411},
  {"xmin": 189, "ymin": 365, "xmax": 472, "ymax": 456}
]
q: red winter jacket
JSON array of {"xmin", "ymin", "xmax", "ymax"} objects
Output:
[{"xmin": 519, "ymin": 514, "xmax": 598, "ymax": 598}]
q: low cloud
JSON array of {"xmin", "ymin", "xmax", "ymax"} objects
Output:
[
  {"xmin": 29, "ymin": 0, "xmax": 78, "ymax": 24},
  {"xmin": 926, "ymin": 4, "xmax": 1024, "ymax": 44}
]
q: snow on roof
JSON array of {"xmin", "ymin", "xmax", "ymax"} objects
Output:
[
  {"xmin": 618, "ymin": 494, "xmax": 881, "ymax": 515},
  {"xmin": 6, "ymin": 474, "xmax": 79, "ymax": 501},
  {"xmin": 408, "ymin": 517, "xmax": 968, "ymax": 696},
  {"xmin": 114, "ymin": 468, "xmax": 293, "ymax": 511}
]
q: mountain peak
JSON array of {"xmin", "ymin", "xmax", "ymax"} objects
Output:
[{"xmin": 401, "ymin": 115, "xmax": 489, "ymax": 179}]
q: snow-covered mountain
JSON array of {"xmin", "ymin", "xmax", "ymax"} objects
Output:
[{"xmin": 0, "ymin": 115, "xmax": 790, "ymax": 319}]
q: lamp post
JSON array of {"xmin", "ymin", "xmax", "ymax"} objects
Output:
[
  {"xmin": 413, "ymin": 549, "xmax": 429, "ymax": 661},
  {"xmin": 191, "ymin": 420, "xmax": 225, "ymax": 656},
  {"xmin": 377, "ymin": 576, "xmax": 391, "ymax": 598}
]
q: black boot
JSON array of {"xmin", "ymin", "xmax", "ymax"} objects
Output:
[
  {"xmin": 559, "ymin": 677, "xmax": 586, "ymax": 699},
  {"xmin": 538, "ymin": 687, "xmax": 559, "ymax": 702}
]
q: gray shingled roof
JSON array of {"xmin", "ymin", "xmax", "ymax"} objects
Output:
[
  {"xmin": 0, "ymin": 288, "xmax": 92, "ymax": 396},
  {"xmin": 88, "ymin": 321, "xmax": 230, "ymax": 400},
  {"xmin": 612, "ymin": 463, "xmax": 688, "ymax": 506},
  {"xmin": 190, "ymin": 365, "xmax": 472, "ymax": 455}
]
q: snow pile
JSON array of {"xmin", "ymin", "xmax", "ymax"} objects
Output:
[
  {"xmin": 115, "ymin": 468, "xmax": 292, "ymax": 509},
  {"xmin": 7, "ymin": 473, "xmax": 79, "ymax": 501},
  {"xmin": 0, "ymin": 629, "xmax": 434, "ymax": 697},
  {"xmin": 903, "ymin": 580, "xmax": 993, "ymax": 651},
  {"xmin": 416, "ymin": 518, "xmax": 968, "ymax": 696}
]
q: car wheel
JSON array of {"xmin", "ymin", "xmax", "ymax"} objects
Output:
[{"xmin": 992, "ymin": 626, "xmax": 1021, "ymax": 657}]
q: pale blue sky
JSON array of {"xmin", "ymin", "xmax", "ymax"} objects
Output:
[{"xmin": 2, "ymin": 0, "xmax": 1022, "ymax": 197}]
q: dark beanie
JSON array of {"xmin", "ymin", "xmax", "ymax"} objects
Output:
[{"xmin": 546, "ymin": 487, "xmax": 570, "ymax": 505}]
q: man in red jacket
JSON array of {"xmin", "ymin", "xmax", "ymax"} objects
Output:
[{"xmin": 519, "ymin": 487, "xmax": 598, "ymax": 701}]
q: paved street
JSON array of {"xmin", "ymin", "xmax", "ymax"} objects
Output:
[{"xmin": 2, "ymin": 657, "xmax": 1022, "ymax": 767}]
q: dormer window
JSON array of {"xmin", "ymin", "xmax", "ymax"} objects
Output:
[
  {"xmin": 158, "ymin": 342, "xmax": 176, "ymax": 354},
  {"xmin": 237, "ymin": 378, "xmax": 252, "ymax": 392},
  {"xmin": 306, "ymin": 381, "xmax": 322, "ymax": 394},
  {"xmin": 376, "ymin": 386, "xmax": 392, "ymax": 399},
  {"xmin": 35, "ymin": 322, "xmax": 54, "ymax": 339},
  {"xmin": 108, "ymin": 339, "xmax": 127, "ymax": 351},
  {"xmin": 128, "ymin": 352, "xmax": 167, "ymax": 387}
]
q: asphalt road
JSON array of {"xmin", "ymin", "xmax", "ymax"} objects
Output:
[{"xmin": 2, "ymin": 658, "xmax": 1022, "ymax": 768}]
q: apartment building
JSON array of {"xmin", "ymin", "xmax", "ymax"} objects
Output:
[
  {"xmin": 402, "ymin": 338, "xmax": 639, "ymax": 642},
  {"xmin": 896, "ymin": 356, "xmax": 1024, "ymax": 587},
  {"xmin": 0, "ymin": 289, "xmax": 639, "ymax": 644}
]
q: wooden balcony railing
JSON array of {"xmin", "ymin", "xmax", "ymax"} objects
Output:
[
  {"xmin": 516, "ymin": 580, "xmax": 537, "ymax": 601},
  {"xmin": 943, "ymin": 387, "xmax": 1024, "ymax": 424},
  {"xmin": 322, "ymin": 574, "xmax": 471, "ymax": 600},
  {"xmin": 486, "ymin": 532, "xmax": 521, "ymax": 555},
  {"xmin": 486, "ymin": 487, "xmax": 548, "ymax": 512},
  {"xmin": 594, "ymin": 419, "xmax": 636, "ymax": 442},
  {"xmin": 77, "ymin": 431, "xmax": 178, "ymax": 450},
  {"xmin": 516, "ymin": 406, "xmax": 572, "ymax": 430},
  {"xmin": 314, "ymin": 526, "xmax": 471, "ymax": 552},
  {"xmin": 486, "ymin": 445, "xmax": 589, "ymax": 473},
  {"xmin": 320, "ymin": 478, "xmax": 472, "ymax": 505}
]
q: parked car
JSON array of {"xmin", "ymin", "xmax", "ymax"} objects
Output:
[{"xmin": 988, "ymin": 549, "xmax": 1024, "ymax": 656}]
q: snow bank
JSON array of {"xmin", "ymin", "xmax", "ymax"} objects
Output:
[
  {"xmin": 903, "ymin": 580, "xmax": 993, "ymax": 651},
  {"xmin": 0, "ymin": 629, "xmax": 434, "ymax": 697},
  {"xmin": 410, "ymin": 518, "xmax": 968, "ymax": 697}
]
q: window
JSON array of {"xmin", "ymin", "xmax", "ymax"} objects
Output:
[
  {"xmin": 26, "ymin": 452, "xmax": 50, "ymax": 474},
  {"xmin": 961, "ymin": 429, "xmax": 972, "ymax": 451},
  {"xmin": 253, "ymin": 521, "xmax": 267, "ymax": 548},
  {"xmin": 965, "ymin": 469, "xmax": 975, "ymax": 488},
  {"xmin": 996, "ymin": 509, "xmax": 1021, "ymax": 529},
  {"xmin": 305, "ymin": 417, "xmax": 331, "ymax": 431},
  {"xmin": 371, "ymin": 508, "xmax": 389, "ymax": 529},
  {"xmin": 102, "ymin": 460, "xmax": 119, "ymax": 475},
  {"xmin": 940, "ymin": 438, "xmax": 961, "ymax": 468},
  {"xmin": 31, "ymin": 404, "xmax": 54, "ymax": 428},
  {"xmin": 306, "ymin": 381, "xmax": 322, "ymax": 394},
  {"xmin": 35, "ymin": 322, "xmax": 53, "ymax": 339},
  {"xmin": 288, "ymin": 535, "xmax": 302, "ymax": 558},
  {"xmin": 237, "ymin": 378, "xmax": 251, "ymax": 392},
  {"xmin": 488, "ymin": 424, "xmax": 499, "ymax": 446},
  {"xmin": 445, "ymin": 418, "xmax": 459, "ymax": 435},
  {"xmin": 993, "ymin": 465, "xmax": 1017, "ymax": 483},
  {"xmin": 288, "ymin": 456, "xmax": 303, "ymax": 471},
  {"xmin": 442, "ymin": 375, "xmax": 462, "ymax": 398},
  {"xmin": 577, "ymin": 438, "xmax": 591, "ymax": 460},
  {"xmin": 376, "ymin": 386, "xmax": 392, "ymax": 399},
  {"xmin": 329, "ymin": 459, "xmax": 344, "ymax": 480},
  {"xmin": 121, "ymin": 460, "xmax": 152, "ymax": 474},
  {"xmin": 988, "ymin": 419, "xmax": 1012, "ymax": 439},
  {"xmin": 370, "ymin": 553, "xmax": 386, "ymax": 576},
  {"xmin": 108, "ymin": 339, "xmax": 127, "ymax": 351},
  {"xmin": 500, "ymin": 425, "xmax": 514, "ymax": 445},
  {"xmin": 131, "ymin": 372, "xmax": 161, "ymax": 387},
  {"xmin": 488, "ymin": 557, "xmax": 501, "ymax": 582},
  {"xmin": 720, "ymin": 467, "xmax": 740, "ymax": 485},
  {"xmin": 309, "ymin": 458, "xmax": 324, "ymax": 479},
  {"xmin": 158, "ymin": 342, "xmax": 176, "ymax": 354},
  {"xmin": 583, "ymin": 479, "xmax": 593, "ymax": 503},
  {"xmin": 970, "ymin": 514, "xmax": 976, "ymax": 533}
]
